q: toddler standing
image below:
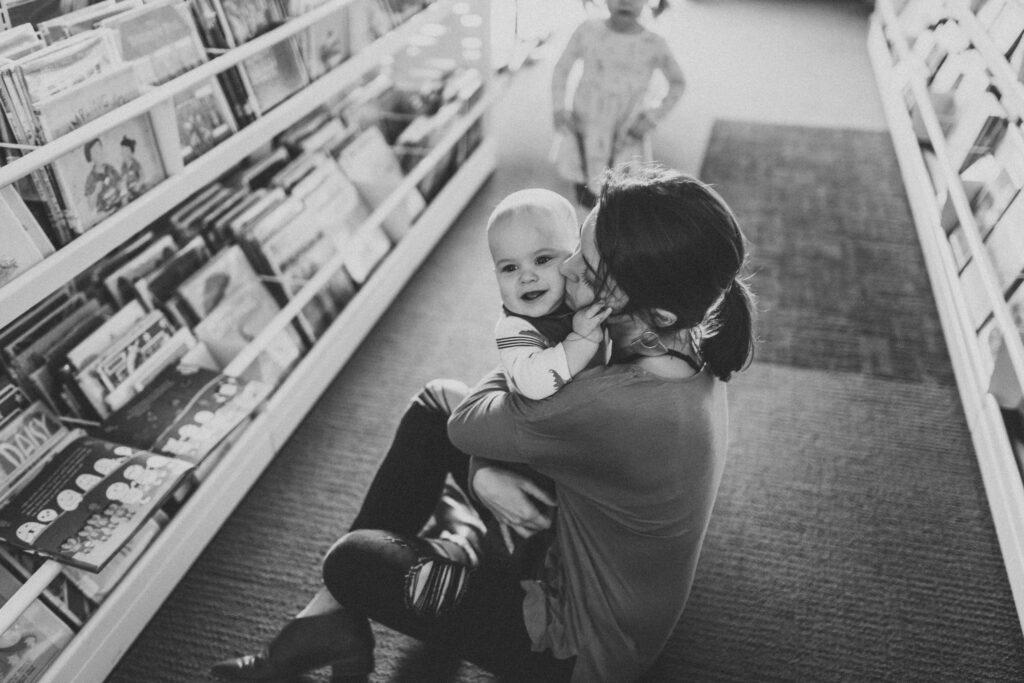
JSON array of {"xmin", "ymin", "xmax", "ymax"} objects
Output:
[
  {"xmin": 551, "ymin": 0, "xmax": 685, "ymax": 206},
  {"xmin": 488, "ymin": 188, "xmax": 611, "ymax": 400}
]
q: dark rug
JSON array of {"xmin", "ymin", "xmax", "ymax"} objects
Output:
[{"xmin": 698, "ymin": 119, "xmax": 955, "ymax": 386}]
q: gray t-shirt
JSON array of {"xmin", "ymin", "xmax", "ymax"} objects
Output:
[{"xmin": 449, "ymin": 362, "xmax": 728, "ymax": 682}]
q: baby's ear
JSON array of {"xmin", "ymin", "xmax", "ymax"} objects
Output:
[{"xmin": 651, "ymin": 308, "xmax": 677, "ymax": 328}]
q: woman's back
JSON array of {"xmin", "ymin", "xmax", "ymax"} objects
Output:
[{"xmin": 449, "ymin": 361, "xmax": 729, "ymax": 681}]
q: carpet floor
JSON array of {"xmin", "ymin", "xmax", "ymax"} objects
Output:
[{"xmin": 106, "ymin": 120, "xmax": 1024, "ymax": 682}]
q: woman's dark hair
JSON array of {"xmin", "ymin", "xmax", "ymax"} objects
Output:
[{"xmin": 593, "ymin": 164, "xmax": 755, "ymax": 381}]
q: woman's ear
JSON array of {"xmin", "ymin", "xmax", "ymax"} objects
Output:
[{"xmin": 651, "ymin": 308, "xmax": 677, "ymax": 328}]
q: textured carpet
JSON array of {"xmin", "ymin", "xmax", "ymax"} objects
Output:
[
  {"xmin": 699, "ymin": 119, "xmax": 955, "ymax": 386},
  {"xmin": 107, "ymin": 120, "xmax": 1024, "ymax": 682}
]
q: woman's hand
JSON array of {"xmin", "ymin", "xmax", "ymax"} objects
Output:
[
  {"xmin": 472, "ymin": 465, "xmax": 556, "ymax": 547},
  {"xmin": 627, "ymin": 111, "xmax": 656, "ymax": 140}
]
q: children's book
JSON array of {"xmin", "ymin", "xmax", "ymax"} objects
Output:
[
  {"xmin": 239, "ymin": 37, "xmax": 310, "ymax": 116},
  {"xmin": 0, "ymin": 403, "xmax": 68, "ymax": 509},
  {"xmin": 36, "ymin": 0, "xmax": 142, "ymax": 45},
  {"xmin": 173, "ymin": 245, "xmax": 262, "ymax": 322},
  {"xmin": 193, "ymin": 281, "xmax": 305, "ymax": 386},
  {"xmin": 99, "ymin": 236, "xmax": 179, "ymax": 307},
  {"xmin": 337, "ymin": 125, "xmax": 425, "ymax": 243},
  {"xmin": 0, "ymin": 416, "xmax": 194, "ymax": 572},
  {"xmin": 97, "ymin": 364, "xmax": 271, "ymax": 467},
  {"xmin": 0, "ymin": 194, "xmax": 46, "ymax": 289},
  {"xmin": 98, "ymin": 0, "xmax": 207, "ymax": 86},
  {"xmin": 285, "ymin": 0, "xmax": 351, "ymax": 81},
  {"xmin": 0, "ymin": 560, "xmax": 74, "ymax": 683},
  {"xmin": 173, "ymin": 79, "xmax": 237, "ymax": 165},
  {"xmin": 33, "ymin": 65, "xmax": 168, "ymax": 235}
]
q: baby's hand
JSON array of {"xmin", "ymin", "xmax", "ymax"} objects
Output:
[{"xmin": 572, "ymin": 302, "xmax": 612, "ymax": 344}]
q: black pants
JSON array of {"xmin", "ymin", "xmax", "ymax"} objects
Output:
[{"xmin": 322, "ymin": 380, "xmax": 575, "ymax": 682}]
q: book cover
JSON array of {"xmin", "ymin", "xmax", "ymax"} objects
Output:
[
  {"xmin": 0, "ymin": 402, "xmax": 68, "ymax": 509},
  {"xmin": 285, "ymin": 0, "xmax": 351, "ymax": 81},
  {"xmin": 0, "ymin": 560, "xmax": 74, "ymax": 683},
  {"xmin": 173, "ymin": 79, "xmax": 236, "ymax": 165},
  {"xmin": 240, "ymin": 37, "xmax": 310, "ymax": 116},
  {"xmin": 337, "ymin": 125, "xmax": 425, "ymax": 243},
  {"xmin": 15, "ymin": 30, "xmax": 120, "ymax": 106},
  {"xmin": 211, "ymin": 0, "xmax": 286, "ymax": 47},
  {"xmin": 98, "ymin": 364, "xmax": 270, "ymax": 466},
  {"xmin": 99, "ymin": 0, "xmax": 207, "ymax": 86},
  {"xmin": 133, "ymin": 236, "xmax": 212, "ymax": 318},
  {"xmin": 60, "ymin": 513, "xmax": 163, "ymax": 603},
  {"xmin": 0, "ymin": 197, "xmax": 45, "ymax": 289},
  {"xmin": 193, "ymin": 281, "xmax": 304, "ymax": 386},
  {"xmin": 34, "ymin": 65, "xmax": 168, "ymax": 235},
  {"xmin": 36, "ymin": 0, "xmax": 142, "ymax": 45},
  {"xmin": 174, "ymin": 245, "xmax": 262, "ymax": 321},
  {"xmin": 0, "ymin": 432, "xmax": 194, "ymax": 572},
  {"xmin": 100, "ymin": 236, "xmax": 178, "ymax": 307}
]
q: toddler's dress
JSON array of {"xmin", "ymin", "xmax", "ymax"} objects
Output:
[{"xmin": 551, "ymin": 19, "xmax": 683, "ymax": 194}]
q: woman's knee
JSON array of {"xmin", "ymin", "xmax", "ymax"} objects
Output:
[{"xmin": 413, "ymin": 379, "xmax": 468, "ymax": 416}]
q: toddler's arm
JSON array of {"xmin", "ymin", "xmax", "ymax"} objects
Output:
[
  {"xmin": 628, "ymin": 36, "xmax": 686, "ymax": 140},
  {"xmin": 561, "ymin": 302, "xmax": 611, "ymax": 376},
  {"xmin": 551, "ymin": 24, "xmax": 585, "ymax": 132}
]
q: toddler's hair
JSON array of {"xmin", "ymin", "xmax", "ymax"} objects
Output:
[{"xmin": 487, "ymin": 188, "xmax": 577, "ymax": 240}]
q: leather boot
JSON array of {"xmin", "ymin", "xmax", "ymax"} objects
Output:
[{"xmin": 210, "ymin": 609, "xmax": 374, "ymax": 681}]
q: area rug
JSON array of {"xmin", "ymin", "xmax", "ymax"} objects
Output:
[{"xmin": 699, "ymin": 119, "xmax": 955, "ymax": 386}]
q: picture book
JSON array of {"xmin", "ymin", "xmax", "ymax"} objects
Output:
[
  {"xmin": 0, "ymin": 560, "xmax": 74, "ymax": 683},
  {"xmin": 132, "ymin": 236, "xmax": 212, "ymax": 320},
  {"xmin": 337, "ymin": 125, "xmax": 425, "ymax": 243},
  {"xmin": 59, "ymin": 513, "xmax": 164, "ymax": 604},
  {"xmin": 285, "ymin": 0, "xmax": 351, "ymax": 81},
  {"xmin": 0, "ymin": 402, "xmax": 68, "ymax": 510},
  {"xmin": 193, "ymin": 281, "xmax": 305, "ymax": 386},
  {"xmin": 173, "ymin": 79, "xmax": 237, "ymax": 165},
  {"xmin": 211, "ymin": 0, "xmax": 286, "ymax": 47},
  {"xmin": 239, "ymin": 37, "xmax": 310, "ymax": 116},
  {"xmin": 0, "ymin": 197, "xmax": 46, "ymax": 289},
  {"xmin": 34, "ymin": 65, "xmax": 168, "ymax": 235},
  {"xmin": 0, "ymin": 425, "xmax": 194, "ymax": 572},
  {"xmin": 99, "ymin": 0, "xmax": 207, "ymax": 86},
  {"xmin": 174, "ymin": 245, "xmax": 262, "ymax": 321},
  {"xmin": 0, "ymin": 185, "xmax": 55, "ymax": 258},
  {"xmin": 14, "ymin": 30, "xmax": 121, "ymax": 106},
  {"xmin": 100, "ymin": 236, "xmax": 178, "ymax": 307},
  {"xmin": 97, "ymin": 364, "xmax": 271, "ymax": 466},
  {"xmin": 36, "ymin": 0, "xmax": 143, "ymax": 45}
]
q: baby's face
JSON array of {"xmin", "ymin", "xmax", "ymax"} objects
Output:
[{"xmin": 489, "ymin": 211, "xmax": 574, "ymax": 318}]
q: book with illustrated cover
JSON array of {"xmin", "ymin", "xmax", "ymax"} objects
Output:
[
  {"xmin": 0, "ymin": 423, "xmax": 194, "ymax": 572},
  {"xmin": 100, "ymin": 235, "xmax": 178, "ymax": 307},
  {"xmin": 0, "ymin": 560, "xmax": 74, "ymax": 683},
  {"xmin": 193, "ymin": 281, "xmax": 304, "ymax": 386},
  {"xmin": 0, "ymin": 24, "xmax": 43, "ymax": 61},
  {"xmin": 13, "ymin": 30, "xmax": 120, "ymax": 107},
  {"xmin": 173, "ymin": 245, "xmax": 262, "ymax": 322},
  {"xmin": 239, "ymin": 37, "xmax": 310, "ymax": 116},
  {"xmin": 210, "ymin": 0, "xmax": 286, "ymax": 47},
  {"xmin": 34, "ymin": 64, "xmax": 168, "ymax": 235},
  {"xmin": 173, "ymin": 80, "xmax": 236, "ymax": 165},
  {"xmin": 337, "ymin": 125, "xmax": 425, "ymax": 243},
  {"xmin": 36, "ymin": 0, "xmax": 142, "ymax": 45},
  {"xmin": 99, "ymin": 0, "xmax": 206, "ymax": 86},
  {"xmin": 0, "ymin": 193, "xmax": 47, "ymax": 289},
  {"xmin": 97, "ymin": 364, "xmax": 271, "ymax": 467},
  {"xmin": 63, "ymin": 301, "xmax": 147, "ymax": 377},
  {"xmin": 132, "ymin": 236, "xmax": 212, "ymax": 322},
  {"xmin": 59, "ymin": 512, "xmax": 164, "ymax": 604},
  {"xmin": 285, "ymin": 0, "xmax": 351, "ymax": 81},
  {"xmin": 0, "ymin": 402, "xmax": 67, "ymax": 509}
]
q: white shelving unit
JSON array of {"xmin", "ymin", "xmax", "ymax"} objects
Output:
[
  {"xmin": 0, "ymin": 1, "xmax": 500, "ymax": 680},
  {"xmin": 867, "ymin": 0, "xmax": 1024, "ymax": 633}
]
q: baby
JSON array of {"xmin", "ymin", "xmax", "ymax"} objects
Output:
[{"xmin": 488, "ymin": 188, "xmax": 611, "ymax": 400}]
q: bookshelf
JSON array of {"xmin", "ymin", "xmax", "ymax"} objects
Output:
[
  {"xmin": 0, "ymin": 1, "xmax": 501, "ymax": 680},
  {"xmin": 867, "ymin": 0, "xmax": 1024, "ymax": 633}
]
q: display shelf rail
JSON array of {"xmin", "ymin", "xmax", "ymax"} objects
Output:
[
  {"xmin": 868, "ymin": 6, "xmax": 1024, "ymax": 632},
  {"xmin": 0, "ymin": 0, "xmax": 456, "ymax": 330},
  {"xmin": 876, "ymin": 0, "xmax": 1024, "ymax": 404},
  {"xmin": 26, "ymin": 137, "xmax": 495, "ymax": 683},
  {"xmin": 949, "ymin": 0, "xmax": 1024, "ymax": 119}
]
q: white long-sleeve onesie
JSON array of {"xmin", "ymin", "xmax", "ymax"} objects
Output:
[{"xmin": 495, "ymin": 314, "xmax": 572, "ymax": 401}]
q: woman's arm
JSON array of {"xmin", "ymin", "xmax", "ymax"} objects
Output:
[{"xmin": 448, "ymin": 367, "xmax": 532, "ymax": 462}]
